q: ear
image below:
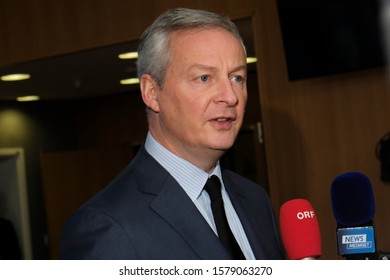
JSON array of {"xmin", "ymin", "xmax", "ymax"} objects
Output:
[{"xmin": 140, "ymin": 74, "xmax": 160, "ymax": 113}]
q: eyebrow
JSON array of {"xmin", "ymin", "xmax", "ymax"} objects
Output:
[
  {"xmin": 187, "ymin": 64, "xmax": 247, "ymax": 74},
  {"xmin": 230, "ymin": 65, "xmax": 247, "ymax": 75},
  {"xmin": 187, "ymin": 64, "xmax": 217, "ymax": 73}
]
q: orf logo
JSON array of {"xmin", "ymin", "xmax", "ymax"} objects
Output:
[{"xmin": 297, "ymin": 211, "xmax": 315, "ymax": 220}]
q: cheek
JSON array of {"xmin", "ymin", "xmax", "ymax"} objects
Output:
[
  {"xmin": 242, "ymin": 92, "xmax": 248, "ymax": 110},
  {"xmin": 239, "ymin": 94, "xmax": 248, "ymax": 113},
  {"xmin": 241, "ymin": 87, "xmax": 248, "ymax": 103},
  {"xmin": 159, "ymin": 93, "xmax": 193, "ymax": 125}
]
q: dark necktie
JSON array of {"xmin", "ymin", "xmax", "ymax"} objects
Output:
[{"xmin": 204, "ymin": 175, "xmax": 245, "ymax": 259}]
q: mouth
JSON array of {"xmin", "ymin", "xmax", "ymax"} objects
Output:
[
  {"xmin": 211, "ymin": 117, "xmax": 237, "ymax": 129},
  {"xmin": 216, "ymin": 118, "xmax": 232, "ymax": 122},
  {"xmin": 214, "ymin": 115, "xmax": 237, "ymax": 122}
]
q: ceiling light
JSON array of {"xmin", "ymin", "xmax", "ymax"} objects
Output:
[
  {"xmin": 16, "ymin": 95, "xmax": 40, "ymax": 102},
  {"xmin": 120, "ymin": 78, "xmax": 140, "ymax": 85},
  {"xmin": 1, "ymin": 73, "xmax": 31, "ymax": 81},
  {"xmin": 118, "ymin": 52, "xmax": 138, "ymax": 59},
  {"xmin": 246, "ymin": 57, "xmax": 257, "ymax": 64}
]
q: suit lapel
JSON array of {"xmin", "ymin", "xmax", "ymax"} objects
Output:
[
  {"xmin": 149, "ymin": 176, "xmax": 232, "ymax": 259},
  {"xmin": 134, "ymin": 147, "xmax": 264, "ymax": 259},
  {"xmin": 133, "ymin": 149, "xmax": 231, "ymax": 259},
  {"xmin": 222, "ymin": 174, "xmax": 268, "ymax": 260}
]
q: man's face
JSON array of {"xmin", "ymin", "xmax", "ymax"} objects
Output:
[{"xmin": 149, "ymin": 28, "xmax": 247, "ymax": 167}]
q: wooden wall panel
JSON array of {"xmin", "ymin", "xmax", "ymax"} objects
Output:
[
  {"xmin": 74, "ymin": 93, "xmax": 148, "ymax": 149},
  {"xmin": 252, "ymin": 1, "xmax": 390, "ymax": 259},
  {"xmin": 0, "ymin": 0, "xmax": 255, "ymax": 66},
  {"xmin": 41, "ymin": 148, "xmax": 133, "ymax": 259}
]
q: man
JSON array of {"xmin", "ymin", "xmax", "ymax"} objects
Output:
[{"xmin": 60, "ymin": 7, "xmax": 285, "ymax": 260}]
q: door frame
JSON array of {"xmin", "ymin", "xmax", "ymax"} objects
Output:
[{"xmin": 0, "ymin": 148, "xmax": 32, "ymax": 259}]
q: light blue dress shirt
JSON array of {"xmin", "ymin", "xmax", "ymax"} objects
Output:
[{"xmin": 144, "ymin": 132, "xmax": 255, "ymax": 259}]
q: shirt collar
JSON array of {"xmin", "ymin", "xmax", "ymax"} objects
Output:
[{"xmin": 144, "ymin": 132, "xmax": 222, "ymax": 200}]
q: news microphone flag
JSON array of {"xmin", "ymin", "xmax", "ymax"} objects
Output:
[
  {"xmin": 331, "ymin": 172, "xmax": 375, "ymax": 226},
  {"xmin": 331, "ymin": 172, "xmax": 376, "ymax": 257},
  {"xmin": 280, "ymin": 198, "xmax": 322, "ymax": 260}
]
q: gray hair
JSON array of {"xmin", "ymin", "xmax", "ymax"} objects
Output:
[{"xmin": 137, "ymin": 7, "xmax": 246, "ymax": 87}]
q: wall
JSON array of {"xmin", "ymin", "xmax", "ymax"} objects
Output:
[
  {"xmin": 0, "ymin": 0, "xmax": 255, "ymax": 65},
  {"xmin": 0, "ymin": 101, "xmax": 79, "ymax": 258},
  {"xmin": 1, "ymin": 0, "xmax": 390, "ymax": 259},
  {"xmin": 253, "ymin": 1, "xmax": 390, "ymax": 258},
  {"xmin": 74, "ymin": 92, "xmax": 148, "ymax": 148}
]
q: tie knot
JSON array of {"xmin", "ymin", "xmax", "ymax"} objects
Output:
[{"xmin": 204, "ymin": 175, "xmax": 222, "ymax": 201}]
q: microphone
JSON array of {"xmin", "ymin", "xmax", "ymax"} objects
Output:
[
  {"xmin": 331, "ymin": 172, "xmax": 376, "ymax": 259},
  {"xmin": 280, "ymin": 198, "xmax": 322, "ymax": 260}
]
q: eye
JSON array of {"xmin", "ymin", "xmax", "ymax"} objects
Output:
[
  {"xmin": 199, "ymin": 75, "xmax": 209, "ymax": 83},
  {"xmin": 232, "ymin": 75, "xmax": 245, "ymax": 83}
]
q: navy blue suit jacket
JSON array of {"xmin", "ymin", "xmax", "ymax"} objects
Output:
[{"xmin": 60, "ymin": 145, "xmax": 285, "ymax": 259}]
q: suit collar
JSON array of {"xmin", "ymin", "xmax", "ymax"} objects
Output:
[
  {"xmin": 134, "ymin": 147, "xmax": 232, "ymax": 259},
  {"xmin": 149, "ymin": 175, "xmax": 233, "ymax": 259},
  {"xmin": 222, "ymin": 173, "xmax": 268, "ymax": 259},
  {"xmin": 134, "ymin": 146, "xmax": 268, "ymax": 259}
]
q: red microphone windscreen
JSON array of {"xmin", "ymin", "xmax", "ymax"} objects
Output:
[{"xmin": 280, "ymin": 198, "xmax": 322, "ymax": 260}]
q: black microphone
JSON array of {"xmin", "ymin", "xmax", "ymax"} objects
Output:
[{"xmin": 330, "ymin": 172, "xmax": 377, "ymax": 259}]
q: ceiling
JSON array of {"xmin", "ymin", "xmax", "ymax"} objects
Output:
[
  {"xmin": 0, "ymin": 40, "xmax": 140, "ymax": 101},
  {"xmin": 0, "ymin": 17, "xmax": 255, "ymax": 102}
]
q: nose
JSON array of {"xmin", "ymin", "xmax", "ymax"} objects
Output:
[{"xmin": 215, "ymin": 78, "xmax": 240, "ymax": 106}]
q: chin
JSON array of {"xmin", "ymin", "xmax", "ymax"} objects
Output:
[
  {"xmin": 207, "ymin": 134, "xmax": 237, "ymax": 151},
  {"xmin": 210, "ymin": 141, "xmax": 234, "ymax": 152}
]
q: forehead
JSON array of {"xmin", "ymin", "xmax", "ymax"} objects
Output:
[{"xmin": 168, "ymin": 27, "xmax": 245, "ymax": 55}]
